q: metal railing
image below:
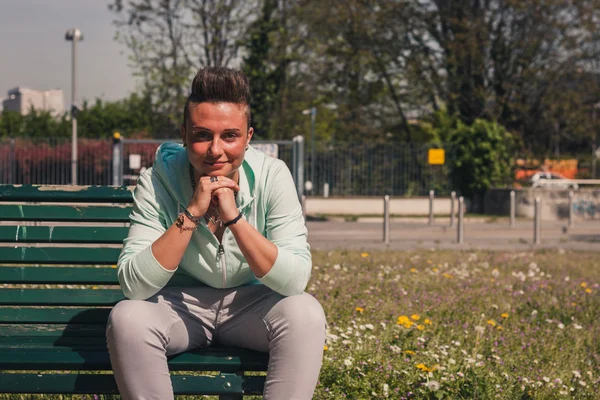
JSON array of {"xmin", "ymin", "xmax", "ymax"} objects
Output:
[{"xmin": 0, "ymin": 136, "xmax": 454, "ymax": 197}]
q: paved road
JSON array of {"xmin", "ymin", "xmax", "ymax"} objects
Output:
[{"xmin": 306, "ymin": 219, "xmax": 600, "ymax": 251}]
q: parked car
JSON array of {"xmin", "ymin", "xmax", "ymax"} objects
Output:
[{"xmin": 530, "ymin": 171, "xmax": 578, "ymax": 190}]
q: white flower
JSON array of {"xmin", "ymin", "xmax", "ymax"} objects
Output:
[
  {"xmin": 425, "ymin": 380, "xmax": 440, "ymax": 391},
  {"xmin": 531, "ymin": 310, "xmax": 538, "ymax": 316},
  {"xmin": 365, "ymin": 324, "xmax": 374, "ymax": 330},
  {"xmin": 382, "ymin": 383, "xmax": 389, "ymax": 398},
  {"xmin": 573, "ymin": 324, "xmax": 583, "ymax": 330},
  {"xmin": 573, "ymin": 370, "xmax": 581, "ymax": 379},
  {"xmin": 558, "ymin": 323, "xmax": 565, "ymax": 329},
  {"xmin": 578, "ymin": 380, "xmax": 587, "ymax": 387},
  {"xmin": 344, "ymin": 358, "xmax": 353, "ymax": 367},
  {"xmin": 475, "ymin": 326, "xmax": 485, "ymax": 335},
  {"xmin": 380, "ymin": 322, "xmax": 387, "ymax": 329},
  {"xmin": 389, "ymin": 345, "xmax": 402, "ymax": 354},
  {"xmin": 333, "ymin": 264, "xmax": 341, "ymax": 270},
  {"xmin": 542, "ymin": 376, "xmax": 550, "ymax": 383},
  {"xmin": 448, "ymin": 358, "xmax": 456, "ymax": 365},
  {"xmin": 564, "ymin": 276, "xmax": 570, "ymax": 281}
]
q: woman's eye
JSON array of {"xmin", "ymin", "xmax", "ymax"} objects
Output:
[{"xmin": 195, "ymin": 132, "xmax": 211, "ymax": 140}]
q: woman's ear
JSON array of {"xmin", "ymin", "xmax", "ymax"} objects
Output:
[
  {"xmin": 180, "ymin": 123, "xmax": 187, "ymax": 147},
  {"xmin": 246, "ymin": 127, "xmax": 254, "ymax": 149}
]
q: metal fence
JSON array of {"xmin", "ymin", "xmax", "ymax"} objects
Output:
[
  {"xmin": 305, "ymin": 142, "xmax": 454, "ymax": 197},
  {"xmin": 0, "ymin": 136, "xmax": 454, "ymax": 197}
]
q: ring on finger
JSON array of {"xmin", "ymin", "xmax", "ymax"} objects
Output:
[{"xmin": 210, "ymin": 176, "xmax": 218, "ymax": 183}]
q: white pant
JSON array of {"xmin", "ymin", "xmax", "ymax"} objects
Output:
[{"xmin": 106, "ymin": 284, "xmax": 326, "ymax": 400}]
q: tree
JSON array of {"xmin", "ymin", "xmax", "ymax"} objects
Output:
[
  {"xmin": 109, "ymin": 0, "xmax": 253, "ymax": 126},
  {"xmin": 448, "ymin": 118, "xmax": 517, "ymax": 210},
  {"xmin": 409, "ymin": 0, "xmax": 600, "ymax": 154}
]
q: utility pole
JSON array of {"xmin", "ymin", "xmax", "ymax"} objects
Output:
[{"xmin": 65, "ymin": 28, "xmax": 83, "ymax": 185}]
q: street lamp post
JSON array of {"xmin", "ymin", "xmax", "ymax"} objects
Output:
[
  {"xmin": 302, "ymin": 107, "xmax": 317, "ymax": 193},
  {"xmin": 65, "ymin": 28, "xmax": 83, "ymax": 185}
]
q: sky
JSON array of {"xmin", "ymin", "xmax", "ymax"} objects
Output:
[{"xmin": 0, "ymin": 0, "xmax": 137, "ymax": 105}]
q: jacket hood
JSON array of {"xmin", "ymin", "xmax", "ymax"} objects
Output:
[{"xmin": 151, "ymin": 142, "xmax": 267, "ymax": 210}]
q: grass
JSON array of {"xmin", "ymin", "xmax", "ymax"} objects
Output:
[{"xmin": 2, "ymin": 249, "xmax": 599, "ymax": 399}]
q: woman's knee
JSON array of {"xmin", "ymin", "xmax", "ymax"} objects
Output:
[
  {"xmin": 106, "ymin": 300, "xmax": 160, "ymax": 341},
  {"xmin": 270, "ymin": 294, "xmax": 326, "ymax": 335}
]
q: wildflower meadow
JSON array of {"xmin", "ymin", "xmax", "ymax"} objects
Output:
[{"xmin": 311, "ymin": 249, "xmax": 599, "ymax": 399}]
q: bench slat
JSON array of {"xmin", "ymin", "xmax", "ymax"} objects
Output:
[
  {"xmin": 0, "ymin": 347, "xmax": 269, "ymax": 372},
  {"xmin": 0, "ymin": 266, "xmax": 118, "ymax": 284},
  {"xmin": 0, "ymin": 247, "xmax": 121, "ymax": 264},
  {"xmin": 0, "ymin": 226, "xmax": 128, "ymax": 244},
  {"xmin": 0, "ymin": 307, "xmax": 112, "ymax": 324},
  {"xmin": 0, "ymin": 205, "xmax": 131, "ymax": 222},
  {"xmin": 0, "ymin": 289, "xmax": 124, "ymax": 306},
  {"xmin": 0, "ymin": 323, "xmax": 106, "ymax": 337},
  {"xmin": 0, "ymin": 373, "xmax": 266, "ymax": 395},
  {"xmin": 0, "ymin": 266, "xmax": 203, "ymax": 286},
  {"xmin": 0, "ymin": 185, "xmax": 133, "ymax": 203}
]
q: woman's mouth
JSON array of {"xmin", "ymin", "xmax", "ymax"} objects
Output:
[{"xmin": 204, "ymin": 160, "xmax": 227, "ymax": 168}]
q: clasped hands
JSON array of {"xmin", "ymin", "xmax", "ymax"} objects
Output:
[{"xmin": 187, "ymin": 175, "xmax": 240, "ymax": 222}]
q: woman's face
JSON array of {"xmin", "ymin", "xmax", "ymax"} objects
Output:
[{"xmin": 181, "ymin": 102, "xmax": 253, "ymax": 178}]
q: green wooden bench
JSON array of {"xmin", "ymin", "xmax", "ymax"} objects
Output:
[{"xmin": 0, "ymin": 184, "xmax": 268, "ymax": 398}]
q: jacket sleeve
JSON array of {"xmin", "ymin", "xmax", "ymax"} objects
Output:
[
  {"xmin": 257, "ymin": 161, "xmax": 312, "ymax": 296},
  {"xmin": 117, "ymin": 171, "xmax": 176, "ymax": 300}
]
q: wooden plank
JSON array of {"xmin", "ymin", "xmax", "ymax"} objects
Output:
[
  {"xmin": 0, "ymin": 323, "xmax": 107, "ymax": 337},
  {"xmin": 0, "ymin": 266, "xmax": 119, "ymax": 284},
  {"xmin": 0, "ymin": 204, "xmax": 131, "ymax": 222},
  {"xmin": 0, "ymin": 307, "xmax": 112, "ymax": 324},
  {"xmin": 0, "ymin": 226, "xmax": 128, "ymax": 244},
  {"xmin": 0, "ymin": 289, "xmax": 124, "ymax": 306},
  {"xmin": 0, "ymin": 185, "xmax": 133, "ymax": 203},
  {"xmin": 0, "ymin": 266, "xmax": 203, "ymax": 286},
  {"xmin": 0, "ymin": 247, "xmax": 121, "ymax": 264},
  {"xmin": 0, "ymin": 335, "xmax": 107, "ymax": 348},
  {"xmin": 0, "ymin": 347, "xmax": 269, "ymax": 372},
  {"xmin": 0, "ymin": 373, "xmax": 266, "ymax": 395}
]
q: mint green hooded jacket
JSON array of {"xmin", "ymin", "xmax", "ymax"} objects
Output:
[{"xmin": 117, "ymin": 142, "xmax": 311, "ymax": 300}]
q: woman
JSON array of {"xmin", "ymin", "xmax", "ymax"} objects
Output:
[{"xmin": 106, "ymin": 67, "xmax": 326, "ymax": 400}]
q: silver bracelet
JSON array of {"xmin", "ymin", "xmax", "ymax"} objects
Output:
[{"xmin": 180, "ymin": 205, "xmax": 203, "ymax": 225}]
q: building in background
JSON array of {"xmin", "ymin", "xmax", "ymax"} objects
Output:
[{"xmin": 2, "ymin": 87, "xmax": 64, "ymax": 116}]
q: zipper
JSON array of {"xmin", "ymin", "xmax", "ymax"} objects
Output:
[{"xmin": 217, "ymin": 242, "xmax": 226, "ymax": 287}]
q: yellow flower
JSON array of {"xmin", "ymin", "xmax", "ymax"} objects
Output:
[
  {"xmin": 323, "ymin": 345, "xmax": 329, "ymax": 351},
  {"xmin": 410, "ymin": 268, "xmax": 418, "ymax": 273},
  {"xmin": 355, "ymin": 307, "xmax": 364, "ymax": 313},
  {"xmin": 487, "ymin": 319, "xmax": 497, "ymax": 327},
  {"xmin": 581, "ymin": 282, "xmax": 588, "ymax": 288},
  {"xmin": 427, "ymin": 260, "xmax": 432, "ymax": 264},
  {"xmin": 571, "ymin": 302, "xmax": 577, "ymax": 307},
  {"xmin": 361, "ymin": 252, "xmax": 369, "ymax": 258},
  {"xmin": 416, "ymin": 363, "xmax": 433, "ymax": 372},
  {"xmin": 501, "ymin": 313, "xmax": 509, "ymax": 319},
  {"xmin": 424, "ymin": 318, "xmax": 432, "ymax": 325},
  {"xmin": 397, "ymin": 316, "xmax": 410, "ymax": 325},
  {"xmin": 404, "ymin": 350, "xmax": 415, "ymax": 355},
  {"xmin": 585, "ymin": 288, "xmax": 592, "ymax": 294},
  {"xmin": 443, "ymin": 273, "xmax": 453, "ymax": 279},
  {"xmin": 411, "ymin": 314, "xmax": 420, "ymax": 321},
  {"xmin": 433, "ymin": 268, "xmax": 439, "ymax": 273},
  {"xmin": 496, "ymin": 325, "xmax": 503, "ymax": 330},
  {"xmin": 417, "ymin": 324, "xmax": 425, "ymax": 331}
]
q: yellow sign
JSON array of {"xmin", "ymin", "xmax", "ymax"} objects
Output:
[{"xmin": 428, "ymin": 148, "xmax": 445, "ymax": 165}]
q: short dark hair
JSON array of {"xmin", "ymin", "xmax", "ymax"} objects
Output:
[{"xmin": 182, "ymin": 67, "xmax": 251, "ymax": 128}]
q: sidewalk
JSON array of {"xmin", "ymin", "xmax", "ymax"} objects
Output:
[{"xmin": 306, "ymin": 219, "xmax": 600, "ymax": 251}]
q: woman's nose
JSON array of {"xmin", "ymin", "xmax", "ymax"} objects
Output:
[{"xmin": 208, "ymin": 139, "xmax": 223, "ymax": 155}]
